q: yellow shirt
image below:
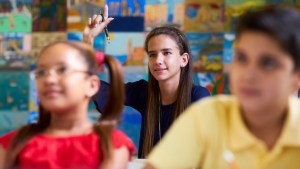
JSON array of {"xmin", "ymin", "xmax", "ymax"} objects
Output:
[{"xmin": 148, "ymin": 95, "xmax": 300, "ymax": 169}]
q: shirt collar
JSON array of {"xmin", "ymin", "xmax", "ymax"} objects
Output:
[{"xmin": 229, "ymin": 96, "xmax": 300, "ymax": 151}]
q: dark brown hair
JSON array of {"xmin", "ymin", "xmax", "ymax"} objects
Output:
[
  {"xmin": 4, "ymin": 41, "xmax": 124, "ymax": 168},
  {"xmin": 236, "ymin": 6, "xmax": 300, "ymax": 70},
  {"xmin": 142, "ymin": 26, "xmax": 193, "ymax": 157}
]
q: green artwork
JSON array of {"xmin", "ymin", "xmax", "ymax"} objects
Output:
[
  {"xmin": 0, "ymin": 71, "xmax": 29, "ymax": 111},
  {"xmin": 0, "ymin": 0, "xmax": 32, "ymax": 33},
  {"xmin": 0, "ymin": 15, "xmax": 32, "ymax": 33}
]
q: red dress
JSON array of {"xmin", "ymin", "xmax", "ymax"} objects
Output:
[{"xmin": 0, "ymin": 130, "xmax": 135, "ymax": 169}]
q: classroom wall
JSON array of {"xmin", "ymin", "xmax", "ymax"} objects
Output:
[{"xmin": 0, "ymin": 0, "xmax": 299, "ymax": 149}]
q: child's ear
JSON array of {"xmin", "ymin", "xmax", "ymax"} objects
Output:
[
  {"xmin": 86, "ymin": 75, "xmax": 100, "ymax": 98},
  {"xmin": 180, "ymin": 53, "xmax": 189, "ymax": 67}
]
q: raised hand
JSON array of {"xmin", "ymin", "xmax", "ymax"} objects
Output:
[{"xmin": 83, "ymin": 5, "xmax": 114, "ymax": 46}]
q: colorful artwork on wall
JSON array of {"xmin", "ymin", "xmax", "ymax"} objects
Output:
[
  {"xmin": 0, "ymin": 111, "xmax": 28, "ymax": 136},
  {"xmin": 195, "ymin": 72, "xmax": 224, "ymax": 95},
  {"xmin": 107, "ymin": 0, "xmax": 145, "ymax": 16},
  {"xmin": 106, "ymin": 0, "xmax": 145, "ymax": 32},
  {"xmin": 0, "ymin": 71, "xmax": 29, "ymax": 111},
  {"xmin": 0, "ymin": 33, "xmax": 31, "ymax": 70},
  {"xmin": 0, "ymin": 0, "xmax": 32, "ymax": 33},
  {"xmin": 186, "ymin": 33, "xmax": 224, "ymax": 73},
  {"xmin": 184, "ymin": 0, "xmax": 224, "ymax": 32},
  {"xmin": 104, "ymin": 32, "xmax": 145, "ymax": 66},
  {"xmin": 223, "ymin": 32, "xmax": 235, "ymax": 72},
  {"xmin": 31, "ymin": 32, "xmax": 67, "ymax": 68},
  {"xmin": 67, "ymin": 0, "xmax": 105, "ymax": 32},
  {"xmin": 225, "ymin": 0, "xmax": 265, "ymax": 32},
  {"xmin": 32, "ymin": 0, "xmax": 67, "ymax": 31},
  {"xmin": 145, "ymin": 0, "xmax": 184, "ymax": 31},
  {"xmin": 67, "ymin": 32, "xmax": 105, "ymax": 51}
]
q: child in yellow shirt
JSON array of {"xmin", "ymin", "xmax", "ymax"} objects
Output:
[{"xmin": 145, "ymin": 6, "xmax": 300, "ymax": 169}]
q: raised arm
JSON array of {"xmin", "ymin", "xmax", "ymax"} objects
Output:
[{"xmin": 83, "ymin": 5, "xmax": 114, "ymax": 46}]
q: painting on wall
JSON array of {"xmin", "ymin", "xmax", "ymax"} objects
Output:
[
  {"xmin": 0, "ymin": 0, "xmax": 32, "ymax": 33},
  {"xmin": 186, "ymin": 33, "xmax": 224, "ymax": 73},
  {"xmin": 223, "ymin": 32, "xmax": 235, "ymax": 73},
  {"xmin": 195, "ymin": 72, "xmax": 224, "ymax": 95},
  {"xmin": 67, "ymin": 32, "xmax": 105, "ymax": 51},
  {"xmin": 0, "ymin": 111, "xmax": 28, "ymax": 136},
  {"xmin": 31, "ymin": 32, "xmax": 67, "ymax": 68},
  {"xmin": 104, "ymin": 32, "xmax": 145, "ymax": 66},
  {"xmin": 145, "ymin": 0, "xmax": 184, "ymax": 31},
  {"xmin": 225, "ymin": 0, "xmax": 265, "ymax": 32},
  {"xmin": 0, "ymin": 71, "xmax": 29, "ymax": 111},
  {"xmin": 32, "ymin": 0, "xmax": 67, "ymax": 31},
  {"xmin": 184, "ymin": 0, "xmax": 224, "ymax": 32},
  {"xmin": 265, "ymin": 0, "xmax": 298, "ymax": 5},
  {"xmin": 106, "ymin": 0, "xmax": 145, "ymax": 32},
  {"xmin": 107, "ymin": 0, "xmax": 145, "ymax": 16},
  {"xmin": 67, "ymin": 0, "xmax": 105, "ymax": 32},
  {"xmin": 0, "ymin": 33, "xmax": 31, "ymax": 70}
]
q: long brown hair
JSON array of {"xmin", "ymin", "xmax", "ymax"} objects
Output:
[
  {"xmin": 4, "ymin": 41, "xmax": 124, "ymax": 168},
  {"xmin": 142, "ymin": 26, "xmax": 193, "ymax": 157}
]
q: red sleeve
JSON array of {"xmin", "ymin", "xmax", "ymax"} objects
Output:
[
  {"xmin": 0, "ymin": 130, "xmax": 17, "ymax": 149},
  {"xmin": 112, "ymin": 130, "xmax": 136, "ymax": 160}
]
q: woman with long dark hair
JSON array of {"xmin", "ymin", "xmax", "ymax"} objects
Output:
[{"xmin": 83, "ymin": 6, "xmax": 210, "ymax": 158}]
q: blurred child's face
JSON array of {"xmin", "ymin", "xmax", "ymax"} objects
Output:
[
  {"xmin": 147, "ymin": 35, "xmax": 188, "ymax": 83},
  {"xmin": 36, "ymin": 44, "xmax": 98, "ymax": 112},
  {"xmin": 230, "ymin": 31, "xmax": 300, "ymax": 112}
]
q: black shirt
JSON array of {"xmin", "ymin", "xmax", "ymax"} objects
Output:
[{"xmin": 93, "ymin": 79, "xmax": 210, "ymax": 158}]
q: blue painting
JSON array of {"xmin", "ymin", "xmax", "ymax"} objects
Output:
[
  {"xmin": 67, "ymin": 32, "xmax": 105, "ymax": 52},
  {"xmin": 104, "ymin": 32, "xmax": 145, "ymax": 66},
  {"xmin": 107, "ymin": 0, "xmax": 145, "ymax": 16}
]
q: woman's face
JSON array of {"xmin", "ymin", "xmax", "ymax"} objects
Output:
[{"xmin": 147, "ymin": 35, "xmax": 189, "ymax": 83}]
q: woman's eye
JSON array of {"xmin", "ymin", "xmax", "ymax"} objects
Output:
[
  {"xmin": 148, "ymin": 53, "xmax": 156, "ymax": 57},
  {"xmin": 164, "ymin": 52, "xmax": 171, "ymax": 55}
]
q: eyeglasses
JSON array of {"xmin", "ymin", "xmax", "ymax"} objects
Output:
[{"xmin": 34, "ymin": 66, "xmax": 91, "ymax": 79}]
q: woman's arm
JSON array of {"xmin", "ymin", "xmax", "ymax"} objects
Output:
[
  {"xmin": 100, "ymin": 146, "xmax": 129, "ymax": 169},
  {"xmin": 94, "ymin": 80, "xmax": 148, "ymax": 114},
  {"xmin": 83, "ymin": 5, "xmax": 114, "ymax": 46}
]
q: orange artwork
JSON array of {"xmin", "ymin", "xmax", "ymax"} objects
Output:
[{"xmin": 184, "ymin": 0, "xmax": 224, "ymax": 32}]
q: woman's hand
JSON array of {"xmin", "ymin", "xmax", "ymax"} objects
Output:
[{"xmin": 83, "ymin": 5, "xmax": 114, "ymax": 46}]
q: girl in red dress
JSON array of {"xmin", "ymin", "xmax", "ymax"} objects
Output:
[{"xmin": 0, "ymin": 41, "xmax": 135, "ymax": 169}]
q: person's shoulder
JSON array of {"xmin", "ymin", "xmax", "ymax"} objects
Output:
[
  {"xmin": 180, "ymin": 95, "xmax": 237, "ymax": 137},
  {"xmin": 186, "ymin": 95, "xmax": 237, "ymax": 118},
  {"xmin": 127, "ymin": 79, "xmax": 148, "ymax": 86},
  {"xmin": 0, "ymin": 130, "xmax": 18, "ymax": 149},
  {"xmin": 191, "ymin": 85, "xmax": 211, "ymax": 101},
  {"xmin": 126, "ymin": 79, "xmax": 148, "ymax": 90},
  {"xmin": 111, "ymin": 130, "xmax": 135, "ymax": 154}
]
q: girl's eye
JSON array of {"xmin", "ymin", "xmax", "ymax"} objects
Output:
[
  {"xmin": 164, "ymin": 52, "xmax": 172, "ymax": 55},
  {"xmin": 35, "ymin": 69, "xmax": 47, "ymax": 78},
  {"xmin": 56, "ymin": 66, "xmax": 68, "ymax": 74},
  {"xmin": 148, "ymin": 53, "xmax": 156, "ymax": 57}
]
